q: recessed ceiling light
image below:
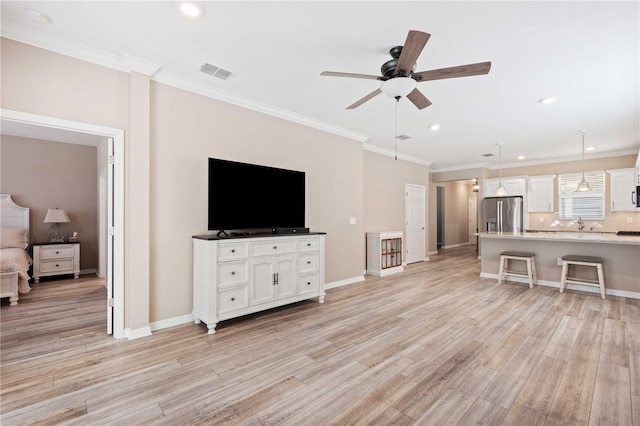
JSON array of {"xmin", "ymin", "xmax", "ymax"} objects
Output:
[
  {"xmin": 586, "ymin": 146, "xmax": 596, "ymax": 151},
  {"xmin": 429, "ymin": 124, "xmax": 440, "ymax": 131},
  {"xmin": 517, "ymin": 155, "xmax": 525, "ymax": 160},
  {"xmin": 539, "ymin": 97, "xmax": 557, "ymax": 104},
  {"xmin": 179, "ymin": 1, "xmax": 203, "ymax": 17},
  {"xmin": 24, "ymin": 8, "xmax": 51, "ymax": 23}
]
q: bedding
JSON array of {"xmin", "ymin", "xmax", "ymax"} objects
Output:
[{"xmin": 0, "ymin": 248, "xmax": 32, "ymax": 293}]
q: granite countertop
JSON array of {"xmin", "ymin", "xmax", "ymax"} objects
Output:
[{"xmin": 477, "ymin": 231, "xmax": 640, "ymax": 245}]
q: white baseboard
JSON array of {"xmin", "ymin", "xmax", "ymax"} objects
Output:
[
  {"xmin": 124, "ymin": 326, "xmax": 152, "ymax": 340},
  {"xmin": 443, "ymin": 242, "xmax": 468, "ymax": 249},
  {"xmin": 479, "ymin": 272, "xmax": 640, "ymax": 300},
  {"xmin": 325, "ymin": 275, "xmax": 365, "ymax": 290},
  {"xmin": 149, "ymin": 314, "xmax": 195, "ymax": 332}
]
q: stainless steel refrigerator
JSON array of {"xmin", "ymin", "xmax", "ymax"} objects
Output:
[{"xmin": 482, "ymin": 196, "xmax": 523, "ymax": 233}]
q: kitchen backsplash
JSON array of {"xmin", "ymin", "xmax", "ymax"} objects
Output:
[{"xmin": 528, "ymin": 211, "xmax": 640, "ymax": 232}]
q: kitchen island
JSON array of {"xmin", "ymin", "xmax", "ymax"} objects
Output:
[{"xmin": 478, "ymin": 231, "xmax": 640, "ymax": 298}]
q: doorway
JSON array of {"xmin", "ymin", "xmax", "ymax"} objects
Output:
[
  {"xmin": 1, "ymin": 109, "xmax": 125, "ymax": 338},
  {"xmin": 436, "ymin": 186, "xmax": 444, "ymax": 250}
]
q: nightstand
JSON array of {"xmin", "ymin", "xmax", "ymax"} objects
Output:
[{"xmin": 32, "ymin": 242, "xmax": 81, "ymax": 283}]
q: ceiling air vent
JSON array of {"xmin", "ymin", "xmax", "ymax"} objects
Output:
[
  {"xmin": 482, "ymin": 153, "xmax": 495, "ymax": 157},
  {"xmin": 199, "ymin": 63, "xmax": 233, "ymax": 80},
  {"xmin": 396, "ymin": 134, "xmax": 412, "ymax": 140}
]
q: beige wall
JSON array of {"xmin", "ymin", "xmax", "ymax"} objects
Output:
[
  {"xmin": 3, "ymin": 38, "xmax": 377, "ymax": 326},
  {"xmin": 149, "ymin": 82, "xmax": 365, "ymax": 320},
  {"xmin": 0, "ymin": 135, "xmax": 99, "ymax": 271},
  {"xmin": 363, "ymin": 151, "xmax": 430, "ymax": 263}
]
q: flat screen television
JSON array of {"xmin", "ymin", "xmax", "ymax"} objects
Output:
[{"xmin": 208, "ymin": 158, "xmax": 305, "ymax": 233}]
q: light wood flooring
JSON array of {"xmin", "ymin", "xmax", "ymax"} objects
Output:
[{"xmin": 1, "ymin": 246, "xmax": 638, "ymax": 425}]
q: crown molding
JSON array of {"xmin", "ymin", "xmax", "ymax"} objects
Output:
[
  {"xmin": 1, "ymin": 23, "xmax": 368, "ymax": 143},
  {"xmin": 363, "ymin": 143, "xmax": 432, "ymax": 166}
]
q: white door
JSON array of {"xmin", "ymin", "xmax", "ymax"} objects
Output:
[
  {"xmin": 468, "ymin": 197, "xmax": 478, "ymax": 247},
  {"xmin": 405, "ymin": 184, "xmax": 426, "ymax": 264}
]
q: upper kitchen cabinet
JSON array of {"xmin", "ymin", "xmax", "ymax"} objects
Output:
[
  {"xmin": 483, "ymin": 177, "xmax": 527, "ymax": 198},
  {"xmin": 609, "ymin": 168, "xmax": 639, "ymax": 211},
  {"xmin": 527, "ymin": 175, "xmax": 555, "ymax": 212}
]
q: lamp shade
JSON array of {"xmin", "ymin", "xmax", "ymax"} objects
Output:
[
  {"xmin": 43, "ymin": 209, "xmax": 70, "ymax": 223},
  {"xmin": 380, "ymin": 77, "xmax": 417, "ymax": 98}
]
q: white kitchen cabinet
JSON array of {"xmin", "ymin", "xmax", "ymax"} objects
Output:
[
  {"xmin": 483, "ymin": 177, "xmax": 526, "ymax": 197},
  {"xmin": 192, "ymin": 233, "xmax": 325, "ymax": 334},
  {"xmin": 609, "ymin": 168, "xmax": 638, "ymax": 211},
  {"xmin": 527, "ymin": 175, "xmax": 555, "ymax": 212}
]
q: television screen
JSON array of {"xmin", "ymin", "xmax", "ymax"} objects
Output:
[{"xmin": 208, "ymin": 158, "xmax": 305, "ymax": 231}]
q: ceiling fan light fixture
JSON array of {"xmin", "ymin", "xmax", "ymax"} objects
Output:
[{"xmin": 380, "ymin": 77, "xmax": 416, "ymax": 98}]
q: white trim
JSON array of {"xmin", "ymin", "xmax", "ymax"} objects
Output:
[
  {"xmin": 1, "ymin": 108, "xmax": 126, "ymax": 339},
  {"xmin": 150, "ymin": 314, "xmax": 195, "ymax": 332},
  {"xmin": 324, "ymin": 275, "xmax": 365, "ymax": 290},
  {"xmin": 480, "ymin": 272, "xmax": 640, "ymax": 300},
  {"xmin": 1, "ymin": 24, "xmax": 367, "ymax": 144},
  {"xmin": 124, "ymin": 326, "xmax": 152, "ymax": 340},
  {"xmin": 443, "ymin": 242, "xmax": 468, "ymax": 249},
  {"xmin": 363, "ymin": 143, "xmax": 432, "ymax": 166}
]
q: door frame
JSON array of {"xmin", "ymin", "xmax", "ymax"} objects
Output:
[{"xmin": 2, "ymin": 108, "xmax": 125, "ymax": 339}]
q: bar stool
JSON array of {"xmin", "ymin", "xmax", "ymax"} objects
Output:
[
  {"xmin": 559, "ymin": 255, "xmax": 606, "ymax": 299},
  {"xmin": 498, "ymin": 251, "xmax": 537, "ymax": 288}
]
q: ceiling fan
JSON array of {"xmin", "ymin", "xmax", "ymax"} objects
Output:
[{"xmin": 321, "ymin": 30, "xmax": 492, "ymax": 110}]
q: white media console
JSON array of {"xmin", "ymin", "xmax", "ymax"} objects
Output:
[{"xmin": 192, "ymin": 232, "xmax": 326, "ymax": 334}]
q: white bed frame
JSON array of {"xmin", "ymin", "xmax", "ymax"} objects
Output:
[{"xmin": 1, "ymin": 194, "xmax": 30, "ymax": 305}]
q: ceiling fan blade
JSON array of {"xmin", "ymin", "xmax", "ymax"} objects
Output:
[
  {"xmin": 346, "ymin": 89, "xmax": 382, "ymax": 109},
  {"xmin": 406, "ymin": 88, "xmax": 432, "ymax": 110},
  {"xmin": 321, "ymin": 71, "xmax": 384, "ymax": 81},
  {"xmin": 412, "ymin": 61, "xmax": 492, "ymax": 82},
  {"xmin": 395, "ymin": 30, "xmax": 431, "ymax": 77}
]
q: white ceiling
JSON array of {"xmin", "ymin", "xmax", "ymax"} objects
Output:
[{"xmin": 1, "ymin": 1, "xmax": 638, "ymax": 171}]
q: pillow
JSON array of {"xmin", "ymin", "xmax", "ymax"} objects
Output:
[{"xmin": 0, "ymin": 227, "xmax": 29, "ymax": 249}]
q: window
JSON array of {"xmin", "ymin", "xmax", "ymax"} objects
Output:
[{"xmin": 558, "ymin": 171, "xmax": 605, "ymax": 219}]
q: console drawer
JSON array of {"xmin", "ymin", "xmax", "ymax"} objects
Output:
[
  {"xmin": 251, "ymin": 239, "xmax": 296, "ymax": 256},
  {"xmin": 217, "ymin": 261, "xmax": 248, "ymax": 286},
  {"xmin": 298, "ymin": 253, "xmax": 319, "ymax": 273},
  {"xmin": 298, "ymin": 238, "xmax": 319, "ymax": 251},
  {"xmin": 218, "ymin": 286, "xmax": 249, "ymax": 314},
  {"xmin": 298, "ymin": 274, "xmax": 319, "ymax": 295},
  {"xmin": 218, "ymin": 242, "xmax": 249, "ymax": 260}
]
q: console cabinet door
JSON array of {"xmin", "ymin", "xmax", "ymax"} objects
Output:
[
  {"xmin": 275, "ymin": 254, "xmax": 297, "ymax": 299},
  {"xmin": 250, "ymin": 257, "xmax": 276, "ymax": 305}
]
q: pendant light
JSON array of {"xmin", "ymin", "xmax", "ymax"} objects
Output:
[
  {"xmin": 575, "ymin": 130, "xmax": 592, "ymax": 192},
  {"xmin": 495, "ymin": 143, "xmax": 506, "ymax": 196}
]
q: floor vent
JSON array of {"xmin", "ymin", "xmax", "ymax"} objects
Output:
[{"xmin": 199, "ymin": 63, "xmax": 233, "ymax": 80}]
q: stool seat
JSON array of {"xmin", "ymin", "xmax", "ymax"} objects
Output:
[
  {"xmin": 561, "ymin": 255, "xmax": 604, "ymax": 263},
  {"xmin": 501, "ymin": 251, "xmax": 535, "ymax": 258},
  {"xmin": 498, "ymin": 252, "xmax": 537, "ymax": 288},
  {"xmin": 560, "ymin": 255, "xmax": 605, "ymax": 299}
]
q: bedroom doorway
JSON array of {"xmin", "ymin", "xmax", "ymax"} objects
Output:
[{"xmin": 1, "ymin": 109, "xmax": 125, "ymax": 338}]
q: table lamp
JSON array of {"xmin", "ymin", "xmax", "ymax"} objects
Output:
[{"xmin": 43, "ymin": 208, "xmax": 70, "ymax": 243}]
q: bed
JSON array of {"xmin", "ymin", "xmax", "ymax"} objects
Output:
[{"xmin": 1, "ymin": 194, "xmax": 32, "ymax": 305}]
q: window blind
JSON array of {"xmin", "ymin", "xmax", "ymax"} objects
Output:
[{"xmin": 558, "ymin": 171, "xmax": 605, "ymax": 219}]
